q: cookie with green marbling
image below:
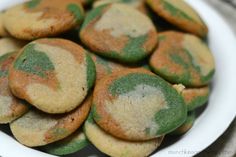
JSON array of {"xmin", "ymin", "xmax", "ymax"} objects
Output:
[
  {"xmin": 89, "ymin": 52, "xmax": 127, "ymax": 82},
  {"xmin": 182, "ymin": 86, "xmax": 209, "ymax": 111},
  {"xmin": 0, "ymin": 38, "xmax": 26, "ymax": 57},
  {"xmin": 84, "ymin": 113, "xmax": 164, "ymax": 157},
  {"xmin": 0, "ymin": 52, "xmax": 29, "ymax": 124},
  {"xmin": 146, "ymin": 0, "xmax": 208, "ymax": 37},
  {"xmin": 0, "ymin": 12, "xmax": 9, "ymax": 37},
  {"xmin": 150, "ymin": 31, "xmax": 215, "ymax": 87},
  {"xmin": 93, "ymin": 0, "xmax": 147, "ymax": 13},
  {"xmin": 10, "ymin": 95, "xmax": 91, "ymax": 147},
  {"xmin": 3, "ymin": 0, "xmax": 84, "ymax": 40},
  {"xmin": 92, "ymin": 68, "xmax": 187, "ymax": 141},
  {"xmin": 9, "ymin": 38, "xmax": 95, "ymax": 114},
  {"xmin": 42, "ymin": 130, "xmax": 89, "ymax": 155},
  {"xmin": 80, "ymin": 3, "xmax": 157, "ymax": 63},
  {"xmin": 170, "ymin": 111, "xmax": 195, "ymax": 135}
]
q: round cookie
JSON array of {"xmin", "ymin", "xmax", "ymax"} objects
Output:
[
  {"xmin": 10, "ymin": 95, "xmax": 92, "ymax": 147},
  {"xmin": 0, "ymin": 38, "xmax": 26, "ymax": 57},
  {"xmin": 80, "ymin": 3, "xmax": 157, "ymax": 63},
  {"xmin": 9, "ymin": 38, "xmax": 96, "ymax": 114},
  {"xmin": 42, "ymin": 130, "xmax": 89, "ymax": 155},
  {"xmin": 0, "ymin": 12, "xmax": 9, "ymax": 37},
  {"xmin": 84, "ymin": 113, "xmax": 164, "ymax": 157},
  {"xmin": 170, "ymin": 111, "xmax": 195, "ymax": 135},
  {"xmin": 3, "ymin": 0, "xmax": 84, "ymax": 40},
  {"xmin": 149, "ymin": 31, "xmax": 215, "ymax": 87},
  {"xmin": 0, "ymin": 52, "xmax": 29, "ymax": 124},
  {"xmin": 89, "ymin": 52, "xmax": 127, "ymax": 82},
  {"xmin": 182, "ymin": 86, "xmax": 209, "ymax": 111},
  {"xmin": 146, "ymin": 0, "xmax": 208, "ymax": 37},
  {"xmin": 93, "ymin": 0, "xmax": 147, "ymax": 13},
  {"xmin": 92, "ymin": 68, "xmax": 187, "ymax": 141}
]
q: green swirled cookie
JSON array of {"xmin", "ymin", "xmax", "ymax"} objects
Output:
[
  {"xmin": 150, "ymin": 31, "xmax": 215, "ymax": 87},
  {"xmin": 3, "ymin": 0, "xmax": 84, "ymax": 40},
  {"xmin": 0, "ymin": 12, "xmax": 9, "ymax": 37},
  {"xmin": 93, "ymin": 0, "xmax": 147, "ymax": 13},
  {"xmin": 146, "ymin": 0, "xmax": 208, "ymax": 37},
  {"xmin": 92, "ymin": 68, "xmax": 186, "ymax": 141},
  {"xmin": 9, "ymin": 38, "xmax": 95, "ymax": 114},
  {"xmin": 0, "ymin": 38, "xmax": 26, "ymax": 57},
  {"xmin": 10, "ymin": 95, "xmax": 91, "ymax": 147},
  {"xmin": 0, "ymin": 52, "xmax": 28, "ymax": 124},
  {"xmin": 85, "ymin": 113, "xmax": 164, "ymax": 157},
  {"xmin": 80, "ymin": 3, "xmax": 157, "ymax": 63},
  {"xmin": 170, "ymin": 111, "xmax": 195, "ymax": 135},
  {"xmin": 42, "ymin": 130, "xmax": 89, "ymax": 155}
]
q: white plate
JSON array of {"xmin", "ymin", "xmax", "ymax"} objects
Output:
[{"xmin": 1, "ymin": 0, "xmax": 236, "ymax": 157}]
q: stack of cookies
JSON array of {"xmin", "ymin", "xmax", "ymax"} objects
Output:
[{"xmin": 0, "ymin": 0, "xmax": 215, "ymax": 156}]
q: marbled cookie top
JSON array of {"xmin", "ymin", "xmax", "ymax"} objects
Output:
[
  {"xmin": 3, "ymin": 0, "xmax": 84, "ymax": 40},
  {"xmin": 9, "ymin": 38, "xmax": 95, "ymax": 114},
  {"xmin": 146, "ymin": 0, "xmax": 208, "ymax": 37},
  {"xmin": 92, "ymin": 69, "xmax": 186, "ymax": 141},
  {"xmin": 150, "ymin": 31, "xmax": 215, "ymax": 87},
  {"xmin": 10, "ymin": 95, "xmax": 92, "ymax": 147},
  {"xmin": 80, "ymin": 3, "xmax": 157, "ymax": 63}
]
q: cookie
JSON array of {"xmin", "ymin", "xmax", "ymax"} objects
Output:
[
  {"xmin": 85, "ymin": 113, "xmax": 164, "ymax": 157},
  {"xmin": 89, "ymin": 52, "xmax": 127, "ymax": 82},
  {"xmin": 42, "ymin": 130, "xmax": 89, "ymax": 155},
  {"xmin": 146, "ymin": 0, "xmax": 208, "ymax": 37},
  {"xmin": 182, "ymin": 86, "xmax": 209, "ymax": 111},
  {"xmin": 0, "ymin": 38, "xmax": 26, "ymax": 57},
  {"xmin": 93, "ymin": 0, "xmax": 147, "ymax": 13},
  {"xmin": 149, "ymin": 31, "xmax": 215, "ymax": 87},
  {"xmin": 80, "ymin": 3, "xmax": 157, "ymax": 63},
  {"xmin": 170, "ymin": 111, "xmax": 195, "ymax": 135},
  {"xmin": 92, "ymin": 68, "xmax": 187, "ymax": 141},
  {"xmin": 0, "ymin": 52, "xmax": 28, "ymax": 124},
  {"xmin": 9, "ymin": 38, "xmax": 96, "ymax": 114},
  {"xmin": 3, "ymin": 0, "xmax": 84, "ymax": 40},
  {"xmin": 0, "ymin": 12, "xmax": 9, "ymax": 37},
  {"xmin": 10, "ymin": 95, "xmax": 92, "ymax": 147}
]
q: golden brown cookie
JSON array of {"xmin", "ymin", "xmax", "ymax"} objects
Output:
[
  {"xmin": 92, "ymin": 68, "xmax": 186, "ymax": 141},
  {"xmin": 80, "ymin": 3, "xmax": 157, "ymax": 63},
  {"xmin": 146, "ymin": 0, "xmax": 208, "ymax": 37},
  {"xmin": 149, "ymin": 31, "xmax": 215, "ymax": 87},
  {"xmin": 10, "ymin": 95, "xmax": 92, "ymax": 147},
  {"xmin": 3, "ymin": 0, "xmax": 84, "ymax": 40},
  {"xmin": 9, "ymin": 38, "xmax": 96, "ymax": 114},
  {"xmin": 0, "ymin": 52, "xmax": 28, "ymax": 124},
  {"xmin": 85, "ymin": 113, "xmax": 164, "ymax": 157}
]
